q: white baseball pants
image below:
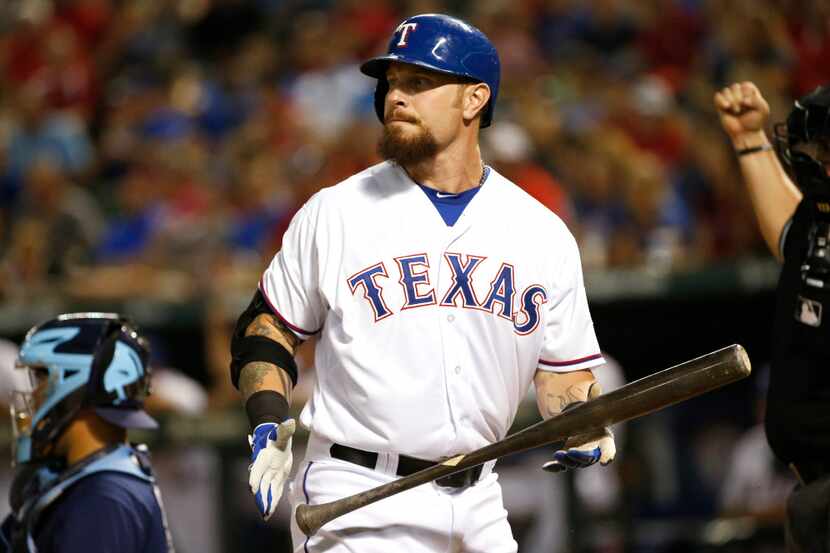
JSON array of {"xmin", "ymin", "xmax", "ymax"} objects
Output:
[{"xmin": 289, "ymin": 455, "xmax": 517, "ymax": 553}]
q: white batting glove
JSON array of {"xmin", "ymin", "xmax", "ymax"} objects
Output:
[
  {"xmin": 543, "ymin": 427, "xmax": 616, "ymax": 472},
  {"xmin": 542, "ymin": 382, "xmax": 616, "ymax": 472},
  {"xmin": 248, "ymin": 419, "xmax": 295, "ymax": 520}
]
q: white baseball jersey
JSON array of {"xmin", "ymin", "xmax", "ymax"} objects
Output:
[{"xmin": 260, "ymin": 161, "xmax": 603, "ymax": 460}]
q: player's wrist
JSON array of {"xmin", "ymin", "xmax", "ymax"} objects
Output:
[
  {"xmin": 245, "ymin": 390, "xmax": 289, "ymax": 431},
  {"xmin": 252, "ymin": 422, "xmax": 277, "ymax": 433}
]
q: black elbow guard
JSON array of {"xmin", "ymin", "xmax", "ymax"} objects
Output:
[{"xmin": 230, "ymin": 290, "xmax": 299, "ymax": 389}]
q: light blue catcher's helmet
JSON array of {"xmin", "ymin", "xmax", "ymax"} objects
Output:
[{"xmin": 12, "ymin": 313, "xmax": 157, "ymax": 465}]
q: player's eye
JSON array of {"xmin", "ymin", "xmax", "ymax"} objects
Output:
[
  {"xmin": 413, "ymin": 77, "xmax": 432, "ymax": 89},
  {"xmin": 387, "ymin": 74, "xmax": 433, "ymax": 93}
]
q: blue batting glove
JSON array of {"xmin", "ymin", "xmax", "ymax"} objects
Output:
[
  {"xmin": 543, "ymin": 428, "xmax": 615, "ymax": 473},
  {"xmin": 248, "ymin": 419, "xmax": 295, "ymax": 520}
]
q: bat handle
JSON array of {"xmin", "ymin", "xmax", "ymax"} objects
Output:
[{"xmin": 275, "ymin": 419, "xmax": 296, "ymax": 450}]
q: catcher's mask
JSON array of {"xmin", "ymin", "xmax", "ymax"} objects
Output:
[
  {"xmin": 11, "ymin": 313, "xmax": 157, "ymax": 466},
  {"xmin": 774, "ymin": 85, "xmax": 830, "ymax": 195}
]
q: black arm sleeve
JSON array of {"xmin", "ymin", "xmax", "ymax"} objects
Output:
[{"xmin": 229, "ymin": 290, "xmax": 299, "ymax": 389}]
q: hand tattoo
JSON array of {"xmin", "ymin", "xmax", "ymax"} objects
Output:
[{"xmin": 543, "ymin": 383, "xmax": 589, "ymax": 418}]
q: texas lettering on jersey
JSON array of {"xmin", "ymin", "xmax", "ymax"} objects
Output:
[{"xmin": 347, "ymin": 252, "xmax": 548, "ymax": 334}]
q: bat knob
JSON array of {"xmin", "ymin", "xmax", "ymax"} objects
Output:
[{"xmin": 296, "ymin": 503, "xmax": 321, "ymax": 536}]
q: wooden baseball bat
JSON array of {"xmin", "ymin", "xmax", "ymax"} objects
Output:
[{"xmin": 296, "ymin": 344, "xmax": 751, "ymax": 535}]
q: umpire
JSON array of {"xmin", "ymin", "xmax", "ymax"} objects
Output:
[
  {"xmin": 0, "ymin": 313, "xmax": 175, "ymax": 553},
  {"xmin": 715, "ymin": 82, "xmax": 830, "ymax": 552}
]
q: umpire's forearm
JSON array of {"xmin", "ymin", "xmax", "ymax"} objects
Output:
[{"xmin": 733, "ymin": 130, "xmax": 801, "ymax": 260}]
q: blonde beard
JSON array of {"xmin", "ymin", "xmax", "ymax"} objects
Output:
[{"xmin": 378, "ymin": 122, "xmax": 439, "ymax": 166}]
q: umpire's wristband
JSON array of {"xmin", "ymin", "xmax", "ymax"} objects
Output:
[
  {"xmin": 245, "ymin": 390, "xmax": 289, "ymax": 431},
  {"xmin": 736, "ymin": 143, "xmax": 773, "ymax": 156}
]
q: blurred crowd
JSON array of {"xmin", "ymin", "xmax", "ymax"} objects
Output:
[{"xmin": 3, "ymin": 0, "xmax": 829, "ymax": 310}]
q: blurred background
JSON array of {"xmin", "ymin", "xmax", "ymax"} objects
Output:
[{"xmin": 0, "ymin": 0, "xmax": 825, "ymax": 551}]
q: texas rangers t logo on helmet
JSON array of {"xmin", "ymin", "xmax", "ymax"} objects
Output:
[{"xmin": 396, "ymin": 22, "xmax": 418, "ymax": 46}]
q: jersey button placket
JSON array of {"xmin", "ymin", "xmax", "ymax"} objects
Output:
[
  {"xmin": 441, "ymin": 309, "xmax": 467, "ymax": 440},
  {"xmin": 438, "ymin": 313, "xmax": 458, "ymax": 429},
  {"xmin": 436, "ymin": 243, "xmax": 466, "ymax": 438}
]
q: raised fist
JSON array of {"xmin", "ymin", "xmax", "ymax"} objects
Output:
[{"xmin": 714, "ymin": 82, "xmax": 770, "ymax": 142}]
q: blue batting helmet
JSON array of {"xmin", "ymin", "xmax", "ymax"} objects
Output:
[
  {"xmin": 12, "ymin": 313, "xmax": 157, "ymax": 465},
  {"xmin": 361, "ymin": 14, "xmax": 501, "ymax": 128}
]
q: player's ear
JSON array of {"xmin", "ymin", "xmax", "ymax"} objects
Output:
[{"xmin": 462, "ymin": 83, "xmax": 490, "ymax": 124}]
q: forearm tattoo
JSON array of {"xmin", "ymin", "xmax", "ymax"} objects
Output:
[
  {"xmin": 239, "ymin": 361, "xmax": 280, "ymax": 400},
  {"xmin": 246, "ymin": 314, "xmax": 301, "ymax": 351},
  {"xmin": 238, "ymin": 314, "xmax": 299, "ymax": 402}
]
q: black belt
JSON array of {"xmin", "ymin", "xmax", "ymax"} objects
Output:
[{"xmin": 330, "ymin": 443, "xmax": 483, "ymax": 488}]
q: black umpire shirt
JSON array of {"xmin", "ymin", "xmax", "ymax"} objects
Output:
[{"xmin": 766, "ymin": 193, "xmax": 830, "ymax": 470}]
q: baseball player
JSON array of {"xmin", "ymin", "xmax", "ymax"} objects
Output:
[
  {"xmin": 230, "ymin": 14, "xmax": 615, "ymax": 552},
  {"xmin": 1, "ymin": 313, "xmax": 175, "ymax": 553},
  {"xmin": 715, "ymin": 82, "xmax": 830, "ymax": 551}
]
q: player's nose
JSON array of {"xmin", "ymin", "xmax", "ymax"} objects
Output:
[{"xmin": 385, "ymin": 85, "xmax": 408, "ymax": 111}]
